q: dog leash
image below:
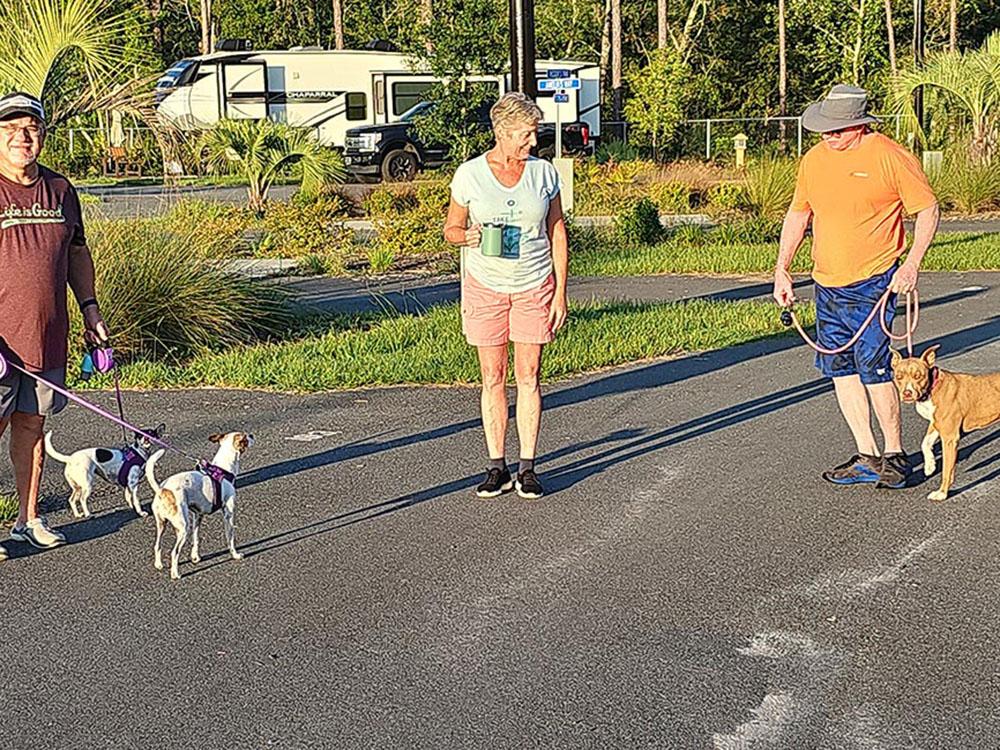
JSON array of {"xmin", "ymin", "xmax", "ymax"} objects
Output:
[
  {"xmin": 781, "ymin": 288, "xmax": 919, "ymax": 357},
  {"xmin": 0, "ymin": 348, "xmax": 207, "ymax": 467},
  {"xmin": 82, "ymin": 345, "xmax": 128, "ymax": 443}
]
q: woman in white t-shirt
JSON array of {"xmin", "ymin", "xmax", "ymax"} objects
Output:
[{"xmin": 443, "ymin": 92, "xmax": 569, "ymax": 500}]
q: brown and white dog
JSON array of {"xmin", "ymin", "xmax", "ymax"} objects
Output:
[
  {"xmin": 891, "ymin": 345, "xmax": 1000, "ymax": 501},
  {"xmin": 44, "ymin": 425, "xmax": 166, "ymax": 518},
  {"xmin": 144, "ymin": 431, "xmax": 254, "ymax": 580}
]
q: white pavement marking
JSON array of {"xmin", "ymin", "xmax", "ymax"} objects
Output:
[
  {"xmin": 286, "ymin": 429, "xmax": 342, "ymax": 442},
  {"xmin": 424, "ymin": 465, "xmax": 681, "ymax": 663}
]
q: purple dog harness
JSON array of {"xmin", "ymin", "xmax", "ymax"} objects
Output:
[
  {"xmin": 116, "ymin": 447, "xmax": 146, "ymax": 487},
  {"xmin": 200, "ymin": 463, "xmax": 235, "ymax": 513}
]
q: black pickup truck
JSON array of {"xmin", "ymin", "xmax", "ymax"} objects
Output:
[{"xmin": 343, "ymin": 101, "xmax": 592, "ymax": 182}]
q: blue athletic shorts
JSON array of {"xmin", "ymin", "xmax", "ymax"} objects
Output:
[{"xmin": 814, "ymin": 264, "xmax": 897, "ymax": 384}]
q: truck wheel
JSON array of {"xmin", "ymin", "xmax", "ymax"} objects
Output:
[
  {"xmin": 537, "ymin": 144, "xmax": 556, "ymax": 161},
  {"xmin": 381, "ymin": 150, "xmax": 418, "ymax": 182}
]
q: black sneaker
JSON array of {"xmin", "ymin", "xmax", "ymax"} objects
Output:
[
  {"xmin": 515, "ymin": 470, "xmax": 544, "ymax": 499},
  {"xmin": 476, "ymin": 467, "xmax": 513, "ymax": 498},
  {"xmin": 876, "ymin": 452, "xmax": 910, "ymax": 489},
  {"xmin": 822, "ymin": 454, "xmax": 881, "ymax": 485}
]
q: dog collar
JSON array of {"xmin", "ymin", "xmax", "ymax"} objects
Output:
[
  {"xmin": 917, "ymin": 366, "xmax": 941, "ymax": 402},
  {"xmin": 200, "ymin": 462, "xmax": 235, "ymax": 513}
]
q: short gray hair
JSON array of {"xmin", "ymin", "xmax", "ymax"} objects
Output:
[{"xmin": 490, "ymin": 92, "xmax": 543, "ymax": 134}]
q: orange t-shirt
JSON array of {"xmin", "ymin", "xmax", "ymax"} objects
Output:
[{"xmin": 789, "ymin": 132, "xmax": 937, "ymax": 288}]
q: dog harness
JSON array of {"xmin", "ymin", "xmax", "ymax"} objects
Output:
[
  {"xmin": 200, "ymin": 463, "xmax": 235, "ymax": 513},
  {"xmin": 918, "ymin": 366, "xmax": 941, "ymax": 402},
  {"xmin": 115, "ymin": 447, "xmax": 146, "ymax": 487}
]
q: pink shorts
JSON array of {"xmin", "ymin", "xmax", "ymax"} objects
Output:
[{"xmin": 461, "ymin": 272, "xmax": 556, "ymax": 347}]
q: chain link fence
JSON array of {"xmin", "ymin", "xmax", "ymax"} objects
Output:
[{"xmin": 602, "ymin": 114, "xmax": 909, "ymax": 159}]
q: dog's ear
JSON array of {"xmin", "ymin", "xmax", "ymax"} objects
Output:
[
  {"xmin": 155, "ymin": 423, "xmax": 166, "ymax": 437},
  {"xmin": 890, "ymin": 349, "xmax": 903, "ymax": 368},
  {"xmin": 922, "ymin": 344, "xmax": 941, "ymax": 368},
  {"xmin": 208, "ymin": 433, "xmax": 224, "ymax": 444}
]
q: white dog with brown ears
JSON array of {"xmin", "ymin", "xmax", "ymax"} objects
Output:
[{"xmin": 144, "ymin": 431, "xmax": 254, "ymax": 580}]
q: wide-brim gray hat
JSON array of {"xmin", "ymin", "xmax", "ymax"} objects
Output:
[{"xmin": 801, "ymin": 84, "xmax": 880, "ymax": 133}]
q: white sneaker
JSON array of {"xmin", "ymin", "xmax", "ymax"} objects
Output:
[
  {"xmin": 0, "ymin": 543, "xmax": 7, "ymax": 561},
  {"xmin": 10, "ymin": 517, "xmax": 66, "ymax": 549}
]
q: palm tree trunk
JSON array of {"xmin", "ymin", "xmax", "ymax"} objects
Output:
[
  {"xmin": 949, "ymin": 0, "xmax": 957, "ymax": 52},
  {"xmin": 851, "ymin": 0, "xmax": 866, "ymax": 85},
  {"xmin": 611, "ymin": 0, "xmax": 622, "ymax": 121},
  {"xmin": 884, "ymin": 0, "xmax": 897, "ymax": 75},
  {"xmin": 658, "ymin": 0, "xmax": 668, "ymax": 49},
  {"xmin": 422, "ymin": 0, "xmax": 433, "ymax": 52},
  {"xmin": 199, "ymin": 0, "xmax": 212, "ymax": 55},
  {"xmin": 332, "ymin": 0, "xmax": 344, "ymax": 49},
  {"xmin": 778, "ymin": 0, "xmax": 787, "ymax": 150}
]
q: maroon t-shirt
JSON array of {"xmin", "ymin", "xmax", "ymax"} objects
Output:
[{"xmin": 0, "ymin": 165, "xmax": 85, "ymax": 372}]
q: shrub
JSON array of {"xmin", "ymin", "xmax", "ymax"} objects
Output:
[
  {"xmin": 595, "ymin": 139, "xmax": 641, "ymax": 164},
  {"xmin": 364, "ymin": 181, "xmax": 450, "ymax": 269},
  {"xmin": 741, "ymin": 154, "xmax": 798, "ymax": 220},
  {"xmin": 74, "ymin": 219, "xmax": 292, "ymax": 364},
  {"xmin": 648, "ymin": 180, "xmax": 692, "ymax": 213},
  {"xmin": 615, "ymin": 198, "xmax": 662, "ymax": 245},
  {"xmin": 158, "ymin": 199, "xmax": 251, "ymax": 257},
  {"xmin": 256, "ymin": 194, "xmax": 354, "ymax": 271},
  {"xmin": 707, "ymin": 182, "xmax": 746, "ymax": 213},
  {"xmin": 670, "ymin": 223, "xmax": 708, "ymax": 246},
  {"xmin": 711, "ymin": 216, "xmax": 782, "ymax": 244},
  {"xmin": 932, "ymin": 149, "xmax": 1000, "ymax": 214}
]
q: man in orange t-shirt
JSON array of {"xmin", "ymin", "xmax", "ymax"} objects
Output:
[{"xmin": 773, "ymin": 85, "xmax": 939, "ymax": 490}]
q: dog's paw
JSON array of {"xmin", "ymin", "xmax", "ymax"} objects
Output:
[
  {"xmin": 170, "ymin": 568, "xmax": 181, "ymax": 580},
  {"xmin": 154, "ymin": 559, "xmax": 164, "ymax": 570},
  {"xmin": 137, "ymin": 510, "xmax": 148, "ymax": 518},
  {"xmin": 927, "ymin": 489, "xmax": 948, "ymax": 502},
  {"xmin": 190, "ymin": 555, "xmax": 201, "ymax": 564},
  {"xmin": 231, "ymin": 551, "xmax": 244, "ymax": 561},
  {"xmin": 923, "ymin": 460, "xmax": 936, "ymax": 476}
]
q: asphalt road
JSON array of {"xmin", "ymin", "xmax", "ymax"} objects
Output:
[{"xmin": 2, "ymin": 274, "xmax": 1000, "ymax": 748}]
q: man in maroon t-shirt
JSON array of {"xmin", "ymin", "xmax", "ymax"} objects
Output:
[{"xmin": 0, "ymin": 92, "xmax": 109, "ymax": 556}]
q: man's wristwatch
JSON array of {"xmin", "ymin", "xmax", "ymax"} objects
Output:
[{"xmin": 79, "ymin": 297, "xmax": 99, "ymax": 312}]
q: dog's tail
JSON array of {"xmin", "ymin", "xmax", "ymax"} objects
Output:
[
  {"xmin": 145, "ymin": 449, "xmax": 166, "ymax": 495},
  {"xmin": 43, "ymin": 431, "xmax": 73, "ymax": 464}
]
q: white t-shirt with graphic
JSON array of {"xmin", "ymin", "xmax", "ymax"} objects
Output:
[{"xmin": 450, "ymin": 154, "xmax": 560, "ymax": 294}]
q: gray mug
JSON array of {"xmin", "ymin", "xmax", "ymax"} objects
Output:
[{"xmin": 480, "ymin": 223, "xmax": 504, "ymax": 257}]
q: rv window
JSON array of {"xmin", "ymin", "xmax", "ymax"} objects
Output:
[
  {"xmin": 346, "ymin": 93, "xmax": 366, "ymax": 121},
  {"xmin": 392, "ymin": 82, "xmax": 432, "ymax": 116}
]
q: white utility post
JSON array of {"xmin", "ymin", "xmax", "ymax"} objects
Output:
[{"xmin": 539, "ymin": 70, "xmax": 579, "ymax": 213}]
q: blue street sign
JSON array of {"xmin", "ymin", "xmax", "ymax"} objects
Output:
[
  {"xmin": 553, "ymin": 92, "xmax": 569, "ymax": 103},
  {"xmin": 547, "ymin": 69, "xmax": 571, "ymax": 78},
  {"xmin": 538, "ymin": 78, "xmax": 581, "ymax": 91}
]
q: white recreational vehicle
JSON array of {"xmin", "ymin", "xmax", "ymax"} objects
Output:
[{"xmin": 154, "ymin": 48, "xmax": 601, "ymax": 149}]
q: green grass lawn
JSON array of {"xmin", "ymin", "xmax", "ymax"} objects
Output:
[
  {"xmin": 74, "ymin": 299, "xmax": 813, "ymax": 393},
  {"xmin": 570, "ymin": 232, "xmax": 1000, "ymax": 277}
]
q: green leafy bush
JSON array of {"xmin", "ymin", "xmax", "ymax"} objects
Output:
[
  {"xmin": 932, "ymin": 149, "xmax": 1000, "ymax": 214},
  {"xmin": 158, "ymin": 199, "xmax": 251, "ymax": 257},
  {"xmin": 73, "ymin": 219, "xmax": 292, "ymax": 364},
  {"xmin": 256, "ymin": 194, "xmax": 354, "ymax": 268},
  {"xmin": 615, "ymin": 197, "xmax": 662, "ymax": 245},
  {"xmin": 707, "ymin": 182, "xmax": 746, "ymax": 213},
  {"xmin": 648, "ymin": 181, "xmax": 692, "ymax": 213},
  {"xmin": 595, "ymin": 139, "xmax": 642, "ymax": 164},
  {"xmin": 741, "ymin": 154, "xmax": 798, "ymax": 220},
  {"xmin": 364, "ymin": 181, "xmax": 451, "ymax": 269}
]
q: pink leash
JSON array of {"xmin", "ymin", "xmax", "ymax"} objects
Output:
[{"xmin": 782, "ymin": 288, "xmax": 919, "ymax": 357}]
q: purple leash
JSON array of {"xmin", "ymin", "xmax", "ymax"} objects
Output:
[{"xmin": 0, "ymin": 349, "xmax": 206, "ymax": 467}]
